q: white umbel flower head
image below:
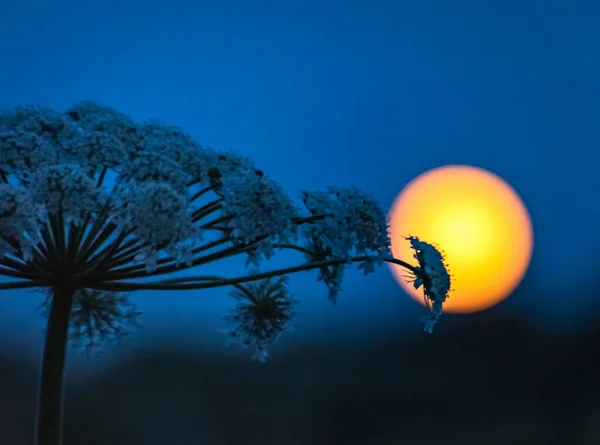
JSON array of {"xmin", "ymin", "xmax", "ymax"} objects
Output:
[
  {"xmin": 117, "ymin": 151, "xmax": 190, "ymax": 194},
  {"xmin": 28, "ymin": 164, "xmax": 104, "ymax": 226},
  {"xmin": 220, "ymin": 170, "xmax": 297, "ymax": 258},
  {"xmin": 207, "ymin": 150, "xmax": 258, "ymax": 190},
  {"xmin": 66, "ymin": 101, "xmax": 140, "ymax": 145},
  {"xmin": 0, "ymin": 105, "xmax": 72, "ymax": 144},
  {"xmin": 137, "ymin": 121, "xmax": 219, "ymax": 183},
  {"xmin": 302, "ymin": 187, "xmax": 391, "ymax": 260},
  {"xmin": 64, "ymin": 101, "xmax": 141, "ymax": 167},
  {"xmin": 406, "ymin": 236, "xmax": 452, "ymax": 333},
  {"xmin": 63, "ymin": 128, "xmax": 131, "ymax": 170},
  {"xmin": 111, "ymin": 182, "xmax": 200, "ymax": 272},
  {"xmin": 0, "ymin": 129, "xmax": 57, "ymax": 175}
]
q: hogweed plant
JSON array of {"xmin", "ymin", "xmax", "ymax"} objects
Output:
[{"xmin": 0, "ymin": 101, "xmax": 451, "ymax": 445}]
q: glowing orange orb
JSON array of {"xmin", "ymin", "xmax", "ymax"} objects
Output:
[{"xmin": 388, "ymin": 165, "xmax": 533, "ymax": 313}]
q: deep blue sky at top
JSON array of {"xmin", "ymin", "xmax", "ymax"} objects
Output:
[{"xmin": 0, "ymin": 0, "xmax": 599, "ymax": 351}]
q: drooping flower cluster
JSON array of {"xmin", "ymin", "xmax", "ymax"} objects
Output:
[
  {"xmin": 406, "ymin": 236, "xmax": 452, "ymax": 333},
  {"xmin": 224, "ymin": 275, "xmax": 296, "ymax": 362},
  {"xmin": 39, "ymin": 288, "xmax": 141, "ymax": 357}
]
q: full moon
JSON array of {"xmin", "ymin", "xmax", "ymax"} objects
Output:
[{"xmin": 388, "ymin": 165, "xmax": 533, "ymax": 313}]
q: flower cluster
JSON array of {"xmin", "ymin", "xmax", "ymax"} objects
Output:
[
  {"xmin": 65, "ymin": 101, "xmax": 140, "ymax": 145},
  {"xmin": 28, "ymin": 164, "xmax": 105, "ymax": 226},
  {"xmin": 223, "ymin": 275, "xmax": 296, "ymax": 362},
  {"xmin": 300, "ymin": 187, "xmax": 391, "ymax": 300},
  {"xmin": 302, "ymin": 187, "xmax": 391, "ymax": 259},
  {"xmin": 206, "ymin": 150, "xmax": 258, "ymax": 189},
  {"xmin": 117, "ymin": 150, "xmax": 190, "ymax": 194},
  {"xmin": 63, "ymin": 101, "xmax": 142, "ymax": 169},
  {"xmin": 39, "ymin": 288, "xmax": 141, "ymax": 357},
  {"xmin": 406, "ymin": 236, "xmax": 452, "ymax": 333},
  {"xmin": 137, "ymin": 121, "xmax": 216, "ymax": 182},
  {"xmin": 111, "ymin": 182, "xmax": 200, "ymax": 272},
  {"xmin": 0, "ymin": 106, "xmax": 63, "ymax": 175},
  {"xmin": 0, "ymin": 184, "xmax": 44, "ymax": 261},
  {"xmin": 220, "ymin": 171, "xmax": 298, "ymax": 264},
  {"xmin": 0, "ymin": 105, "xmax": 71, "ymax": 145}
]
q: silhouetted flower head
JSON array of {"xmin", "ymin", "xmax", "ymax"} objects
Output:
[
  {"xmin": 406, "ymin": 236, "xmax": 452, "ymax": 333},
  {"xmin": 224, "ymin": 275, "xmax": 296, "ymax": 362},
  {"xmin": 39, "ymin": 289, "xmax": 141, "ymax": 357}
]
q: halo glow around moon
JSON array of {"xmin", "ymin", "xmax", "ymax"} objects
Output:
[{"xmin": 388, "ymin": 165, "xmax": 534, "ymax": 313}]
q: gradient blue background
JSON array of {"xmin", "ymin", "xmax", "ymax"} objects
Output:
[{"xmin": 1, "ymin": 0, "xmax": 599, "ymax": 360}]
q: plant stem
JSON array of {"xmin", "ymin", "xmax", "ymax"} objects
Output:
[
  {"xmin": 91, "ymin": 256, "xmax": 416, "ymax": 292},
  {"xmin": 35, "ymin": 285, "xmax": 75, "ymax": 445}
]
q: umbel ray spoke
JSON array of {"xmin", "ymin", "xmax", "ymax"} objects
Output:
[
  {"xmin": 0, "ymin": 279, "xmax": 50, "ymax": 290},
  {"xmin": 89, "ymin": 212, "xmax": 335, "ymax": 282}
]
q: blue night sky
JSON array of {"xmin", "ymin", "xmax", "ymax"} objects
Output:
[{"xmin": 1, "ymin": 0, "xmax": 599, "ymax": 356}]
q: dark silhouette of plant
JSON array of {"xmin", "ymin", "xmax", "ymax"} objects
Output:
[{"xmin": 0, "ymin": 101, "xmax": 451, "ymax": 445}]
